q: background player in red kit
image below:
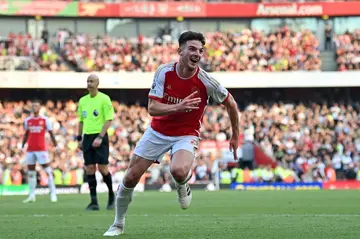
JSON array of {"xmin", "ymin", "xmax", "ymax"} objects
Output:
[
  {"xmin": 22, "ymin": 100, "xmax": 58, "ymax": 203},
  {"xmin": 104, "ymin": 31, "xmax": 240, "ymax": 236}
]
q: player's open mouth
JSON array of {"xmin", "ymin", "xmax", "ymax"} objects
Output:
[{"xmin": 190, "ymin": 58, "xmax": 199, "ymax": 64}]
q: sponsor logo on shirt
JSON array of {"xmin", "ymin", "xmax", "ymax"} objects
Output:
[
  {"xmin": 164, "ymin": 93, "xmax": 183, "ymax": 104},
  {"xmin": 29, "ymin": 126, "xmax": 44, "ymax": 133}
]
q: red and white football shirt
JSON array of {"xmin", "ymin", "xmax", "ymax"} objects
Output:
[
  {"xmin": 148, "ymin": 62, "xmax": 229, "ymax": 137},
  {"xmin": 24, "ymin": 116, "xmax": 52, "ymax": 152}
]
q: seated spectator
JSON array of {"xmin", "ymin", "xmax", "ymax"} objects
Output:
[
  {"xmin": 1, "ymin": 99, "xmax": 359, "ymax": 185},
  {"xmin": 59, "ymin": 27, "xmax": 321, "ymax": 73},
  {"xmin": 334, "ymin": 29, "xmax": 360, "ymax": 71},
  {"xmin": 1, "ymin": 32, "xmax": 67, "ymax": 71}
]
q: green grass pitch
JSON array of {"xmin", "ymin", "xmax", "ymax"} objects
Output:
[{"xmin": 1, "ymin": 190, "xmax": 359, "ymax": 239}]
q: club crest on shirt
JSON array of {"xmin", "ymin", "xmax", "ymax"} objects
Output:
[
  {"xmin": 82, "ymin": 111, "xmax": 87, "ymax": 118},
  {"xmin": 93, "ymin": 109, "xmax": 99, "ymax": 117},
  {"xmin": 191, "ymin": 87, "xmax": 199, "ymax": 93}
]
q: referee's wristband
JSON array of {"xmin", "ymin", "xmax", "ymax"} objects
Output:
[
  {"xmin": 76, "ymin": 135, "xmax": 82, "ymax": 142},
  {"xmin": 97, "ymin": 135, "xmax": 104, "ymax": 139}
]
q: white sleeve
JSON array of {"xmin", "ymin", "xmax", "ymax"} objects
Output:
[
  {"xmin": 24, "ymin": 118, "xmax": 29, "ymax": 130},
  {"xmin": 45, "ymin": 117, "xmax": 53, "ymax": 131},
  {"xmin": 198, "ymin": 70, "xmax": 229, "ymax": 104},
  {"xmin": 148, "ymin": 65, "xmax": 167, "ymax": 100},
  {"xmin": 211, "ymin": 84, "xmax": 229, "ymax": 104}
]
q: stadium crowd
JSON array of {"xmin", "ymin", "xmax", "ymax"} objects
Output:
[
  {"xmin": 334, "ymin": 29, "xmax": 360, "ymax": 71},
  {"xmin": 59, "ymin": 28, "xmax": 321, "ymax": 72},
  {"xmin": 1, "ymin": 26, "xmax": 324, "ymax": 73},
  {"xmin": 59, "ymin": 0, "xmax": 359, "ymax": 2},
  {"xmin": 1, "ymin": 99, "xmax": 360, "ymax": 187},
  {"xmin": 0, "ymin": 32, "xmax": 67, "ymax": 71}
]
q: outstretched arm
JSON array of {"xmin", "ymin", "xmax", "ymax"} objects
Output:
[{"xmin": 222, "ymin": 93, "xmax": 240, "ymax": 160}]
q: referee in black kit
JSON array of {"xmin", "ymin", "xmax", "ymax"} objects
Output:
[{"xmin": 77, "ymin": 74, "xmax": 115, "ymax": 211}]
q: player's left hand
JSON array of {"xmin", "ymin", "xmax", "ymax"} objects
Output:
[
  {"xmin": 92, "ymin": 137, "xmax": 102, "ymax": 148},
  {"xmin": 229, "ymin": 136, "xmax": 239, "ymax": 161}
]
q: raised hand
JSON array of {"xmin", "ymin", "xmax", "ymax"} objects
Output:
[{"xmin": 176, "ymin": 91, "xmax": 201, "ymax": 113}]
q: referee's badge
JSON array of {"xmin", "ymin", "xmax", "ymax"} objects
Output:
[
  {"xmin": 93, "ymin": 109, "xmax": 99, "ymax": 117},
  {"xmin": 82, "ymin": 111, "xmax": 87, "ymax": 118}
]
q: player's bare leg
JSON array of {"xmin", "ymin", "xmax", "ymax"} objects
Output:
[
  {"xmin": 103, "ymin": 154, "xmax": 153, "ymax": 237},
  {"xmin": 41, "ymin": 163, "xmax": 57, "ymax": 202},
  {"xmin": 23, "ymin": 164, "xmax": 37, "ymax": 203},
  {"xmin": 98, "ymin": 165, "xmax": 115, "ymax": 210},
  {"xmin": 170, "ymin": 150, "xmax": 194, "ymax": 210}
]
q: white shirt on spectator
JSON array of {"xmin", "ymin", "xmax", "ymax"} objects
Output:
[
  {"xmin": 308, "ymin": 157, "xmax": 317, "ymax": 166},
  {"xmin": 342, "ymin": 155, "xmax": 352, "ymax": 169},
  {"xmin": 332, "ymin": 153, "xmax": 342, "ymax": 169}
]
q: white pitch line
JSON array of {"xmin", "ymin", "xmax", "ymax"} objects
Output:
[{"xmin": 0, "ymin": 213, "xmax": 360, "ymax": 218}]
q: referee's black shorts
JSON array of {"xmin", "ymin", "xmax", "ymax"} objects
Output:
[{"xmin": 82, "ymin": 133, "xmax": 109, "ymax": 166}]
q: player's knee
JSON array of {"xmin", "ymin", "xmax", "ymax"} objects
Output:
[
  {"xmin": 123, "ymin": 169, "xmax": 141, "ymax": 188},
  {"xmin": 43, "ymin": 166, "xmax": 52, "ymax": 175},
  {"xmin": 86, "ymin": 165, "xmax": 96, "ymax": 175},
  {"xmin": 170, "ymin": 165, "xmax": 188, "ymax": 182}
]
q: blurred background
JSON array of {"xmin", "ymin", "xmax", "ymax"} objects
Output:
[{"xmin": 1, "ymin": 0, "xmax": 360, "ymax": 194}]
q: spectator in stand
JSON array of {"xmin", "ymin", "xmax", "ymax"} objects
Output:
[
  {"xmin": 59, "ymin": 27, "xmax": 321, "ymax": 73},
  {"xmin": 325, "ymin": 23, "xmax": 332, "ymax": 50},
  {"xmin": 1, "ymin": 32, "xmax": 67, "ymax": 71},
  {"xmin": 0, "ymin": 27, "xmax": 322, "ymax": 73},
  {"xmin": 334, "ymin": 29, "xmax": 360, "ymax": 71},
  {"xmin": 241, "ymin": 102, "xmax": 360, "ymax": 181},
  {"xmin": 73, "ymin": 0, "xmax": 203, "ymax": 2},
  {"xmin": 2, "ymin": 98, "xmax": 360, "ymax": 185},
  {"xmin": 41, "ymin": 29, "xmax": 49, "ymax": 45}
]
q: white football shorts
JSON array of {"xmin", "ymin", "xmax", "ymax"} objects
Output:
[
  {"xmin": 25, "ymin": 151, "xmax": 50, "ymax": 165},
  {"xmin": 134, "ymin": 127, "xmax": 199, "ymax": 162}
]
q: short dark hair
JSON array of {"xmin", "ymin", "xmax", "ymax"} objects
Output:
[{"xmin": 178, "ymin": 31, "xmax": 206, "ymax": 47}]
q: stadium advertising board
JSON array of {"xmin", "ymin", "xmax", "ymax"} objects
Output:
[
  {"xmin": 0, "ymin": 184, "xmax": 29, "ymax": 195},
  {"xmin": 78, "ymin": 3, "xmax": 119, "ymax": 17},
  {"xmin": 0, "ymin": 0, "xmax": 78, "ymax": 16},
  {"xmin": 231, "ymin": 182, "xmax": 323, "ymax": 191},
  {"xmin": 0, "ymin": 185, "xmax": 80, "ymax": 195},
  {"xmin": 1, "ymin": 1, "xmax": 360, "ymax": 17},
  {"xmin": 323, "ymin": 181, "xmax": 360, "ymax": 190},
  {"xmin": 118, "ymin": 2, "xmax": 206, "ymax": 18},
  {"xmin": 231, "ymin": 181, "xmax": 360, "ymax": 191},
  {"xmin": 206, "ymin": 2, "xmax": 360, "ymax": 18}
]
